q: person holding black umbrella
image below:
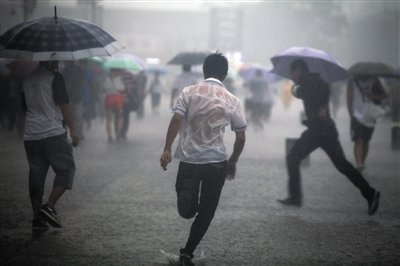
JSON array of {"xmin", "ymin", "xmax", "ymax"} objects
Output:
[
  {"xmin": 170, "ymin": 64, "xmax": 199, "ymax": 109},
  {"xmin": 277, "ymin": 59, "xmax": 380, "ymax": 216},
  {"xmin": 22, "ymin": 60, "xmax": 79, "ymax": 230}
]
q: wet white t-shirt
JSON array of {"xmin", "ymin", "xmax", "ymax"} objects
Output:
[
  {"xmin": 351, "ymin": 78, "xmax": 384, "ymax": 128},
  {"xmin": 23, "ymin": 67, "xmax": 66, "ymax": 140},
  {"xmin": 173, "ymin": 78, "xmax": 247, "ymax": 164}
]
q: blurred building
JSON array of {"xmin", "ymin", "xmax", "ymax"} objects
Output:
[{"xmin": 0, "ymin": 1, "xmax": 398, "ymax": 69}]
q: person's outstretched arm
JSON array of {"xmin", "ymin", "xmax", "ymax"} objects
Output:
[
  {"xmin": 226, "ymin": 130, "xmax": 246, "ymax": 180},
  {"xmin": 160, "ymin": 112, "xmax": 183, "ymax": 170}
]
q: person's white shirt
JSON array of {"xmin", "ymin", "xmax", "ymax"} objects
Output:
[
  {"xmin": 173, "ymin": 78, "xmax": 247, "ymax": 164},
  {"xmin": 23, "ymin": 66, "xmax": 66, "ymax": 140},
  {"xmin": 352, "ymin": 78, "xmax": 384, "ymax": 127},
  {"xmin": 104, "ymin": 73, "xmax": 125, "ymax": 94}
]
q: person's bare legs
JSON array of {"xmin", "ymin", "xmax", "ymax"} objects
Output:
[
  {"xmin": 46, "ymin": 185, "xmax": 66, "ymax": 208},
  {"xmin": 362, "ymin": 142, "xmax": 370, "ymax": 166},
  {"xmin": 354, "ymin": 139, "xmax": 365, "ymax": 169},
  {"xmin": 114, "ymin": 109, "xmax": 123, "ymax": 140},
  {"xmin": 106, "ymin": 109, "xmax": 114, "ymax": 142},
  {"xmin": 354, "ymin": 139, "xmax": 369, "ymax": 170},
  {"xmin": 39, "ymin": 185, "xmax": 66, "ymax": 228}
]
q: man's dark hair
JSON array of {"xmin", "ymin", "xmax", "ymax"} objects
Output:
[
  {"xmin": 290, "ymin": 59, "xmax": 310, "ymax": 73},
  {"xmin": 203, "ymin": 52, "xmax": 228, "ymax": 81}
]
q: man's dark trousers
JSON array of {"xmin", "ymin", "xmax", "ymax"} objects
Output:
[
  {"xmin": 175, "ymin": 161, "xmax": 227, "ymax": 257},
  {"xmin": 286, "ymin": 121, "xmax": 374, "ymax": 202}
]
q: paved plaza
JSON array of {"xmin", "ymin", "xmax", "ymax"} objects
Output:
[{"xmin": 1, "ymin": 98, "xmax": 399, "ymax": 265}]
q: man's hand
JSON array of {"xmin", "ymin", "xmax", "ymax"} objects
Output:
[
  {"xmin": 160, "ymin": 150, "xmax": 172, "ymax": 171},
  {"xmin": 226, "ymin": 158, "xmax": 236, "ymax": 181},
  {"xmin": 70, "ymin": 129, "xmax": 79, "ymax": 147}
]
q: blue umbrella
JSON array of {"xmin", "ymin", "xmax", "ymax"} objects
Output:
[
  {"xmin": 238, "ymin": 65, "xmax": 279, "ymax": 81},
  {"xmin": 145, "ymin": 65, "xmax": 167, "ymax": 75},
  {"xmin": 270, "ymin": 46, "xmax": 348, "ymax": 83}
]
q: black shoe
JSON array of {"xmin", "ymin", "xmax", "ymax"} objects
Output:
[
  {"xmin": 32, "ymin": 217, "xmax": 49, "ymax": 231},
  {"xmin": 40, "ymin": 204, "xmax": 62, "ymax": 228},
  {"xmin": 367, "ymin": 190, "xmax": 380, "ymax": 215},
  {"xmin": 179, "ymin": 253, "xmax": 194, "ymax": 266},
  {"xmin": 277, "ymin": 197, "xmax": 302, "ymax": 207}
]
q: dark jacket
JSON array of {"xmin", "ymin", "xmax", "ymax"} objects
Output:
[{"xmin": 293, "ymin": 73, "xmax": 333, "ymax": 128}]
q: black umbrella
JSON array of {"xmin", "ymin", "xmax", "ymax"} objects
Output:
[
  {"xmin": 0, "ymin": 6, "xmax": 123, "ymax": 61},
  {"xmin": 348, "ymin": 62, "xmax": 399, "ymax": 78},
  {"xmin": 167, "ymin": 51, "xmax": 208, "ymax": 65}
]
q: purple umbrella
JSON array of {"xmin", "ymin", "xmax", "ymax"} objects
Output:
[{"xmin": 270, "ymin": 46, "xmax": 348, "ymax": 83}]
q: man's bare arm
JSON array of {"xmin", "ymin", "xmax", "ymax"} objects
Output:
[
  {"xmin": 226, "ymin": 130, "xmax": 246, "ymax": 180},
  {"xmin": 160, "ymin": 112, "xmax": 183, "ymax": 170}
]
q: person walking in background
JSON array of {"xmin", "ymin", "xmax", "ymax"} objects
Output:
[
  {"xmin": 78, "ymin": 59, "xmax": 96, "ymax": 131},
  {"xmin": 245, "ymin": 69, "xmax": 269, "ymax": 130},
  {"xmin": 277, "ymin": 59, "xmax": 380, "ymax": 216},
  {"xmin": 223, "ymin": 75, "xmax": 236, "ymax": 95},
  {"xmin": 347, "ymin": 75, "xmax": 387, "ymax": 171},
  {"xmin": 134, "ymin": 70, "xmax": 148, "ymax": 119},
  {"xmin": 160, "ymin": 52, "xmax": 246, "ymax": 266},
  {"xmin": 104, "ymin": 68, "xmax": 125, "ymax": 143},
  {"xmin": 119, "ymin": 69, "xmax": 137, "ymax": 140},
  {"xmin": 148, "ymin": 73, "xmax": 163, "ymax": 115},
  {"xmin": 170, "ymin": 64, "xmax": 199, "ymax": 108},
  {"xmin": 22, "ymin": 60, "xmax": 79, "ymax": 231}
]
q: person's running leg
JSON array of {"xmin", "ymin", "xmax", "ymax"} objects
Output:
[
  {"xmin": 321, "ymin": 128, "xmax": 379, "ymax": 215},
  {"xmin": 176, "ymin": 162, "xmax": 201, "ymax": 219},
  {"xmin": 279, "ymin": 129, "xmax": 319, "ymax": 205},
  {"xmin": 181, "ymin": 162, "xmax": 226, "ymax": 258}
]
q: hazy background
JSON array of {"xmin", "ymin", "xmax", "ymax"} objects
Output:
[{"xmin": 1, "ymin": 0, "xmax": 399, "ymax": 70}]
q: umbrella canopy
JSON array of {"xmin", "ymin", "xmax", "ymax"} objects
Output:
[
  {"xmin": 167, "ymin": 51, "xmax": 208, "ymax": 65},
  {"xmin": 0, "ymin": 8, "xmax": 123, "ymax": 61},
  {"xmin": 101, "ymin": 52, "xmax": 146, "ymax": 71},
  {"xmin": 238, "ymin": 65, "xmax": 279, "ymax": 81},
  {"xmin": 145, "ymin": 64, "xmax": 167, "ymax": 75},
  {"xmin": 270, "ymin": 46, "xmax": 348, "ymax": 83},
  {"xmin": 348, "ymin": 62, "xmax": 399, "ymax": 78}
]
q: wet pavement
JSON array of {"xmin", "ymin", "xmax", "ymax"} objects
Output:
[{"xmin": 1, "ymin": 97, "xmax": 399, "ymax": 265}]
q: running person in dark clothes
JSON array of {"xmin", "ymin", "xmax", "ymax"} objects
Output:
[{"xmin": 277, "ymin": 59, "xmax": 380, "ymax": 215}]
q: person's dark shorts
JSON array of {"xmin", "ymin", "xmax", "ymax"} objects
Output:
[
  {"xmin": 24, "ymin": 133, "xmax": 76, "ymax": 197},
  {"xmin": 351, "ymin": 118, "xmax": 375, "ymax": 142}
]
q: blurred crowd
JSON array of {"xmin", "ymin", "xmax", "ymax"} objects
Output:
[{"xmin": 0, "ymin": 57, "xmax": 398, "ymax": 145}]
